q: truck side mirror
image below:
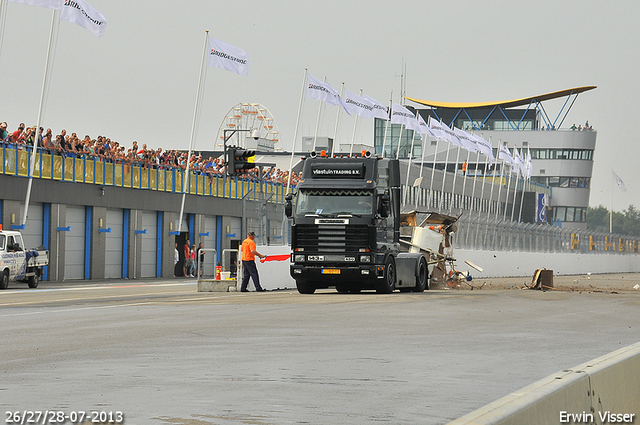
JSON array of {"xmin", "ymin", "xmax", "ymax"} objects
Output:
[
  {"xmin": 378, "ymin": 193, "xmax": 390, "ymax": 218},
  {"xmin": 285, "ymin": 193, "xmax": 294, "ymax": 218}
]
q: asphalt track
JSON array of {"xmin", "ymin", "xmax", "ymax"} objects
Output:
[{"xmin": 1, "ymin": 277, "xmax": 639, "ymax": 425}]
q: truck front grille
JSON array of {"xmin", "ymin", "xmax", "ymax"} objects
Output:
[{"xmin": 295, "ymin": 225, "xmax": 369, "ymax": 252}]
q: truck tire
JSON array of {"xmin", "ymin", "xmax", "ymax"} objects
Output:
[
  {"xmin": 28, "ymin": 274, "xmax": 39, "ymax": 289},
  {"xmin": 1, "ymin": 270, "xmax": 8, "ymax": 290},
  {"xmin": 413, "ymin": 256, "xmax": 428, "ymax": 292},
  {"xmin": 375, "ymin": 256, "xmax": 396, "ymax": 294},
  {"xmin": 296, "ymin": 280, "xmax": 316, "ymax": 294}
]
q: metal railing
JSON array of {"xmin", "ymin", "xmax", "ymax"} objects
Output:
[
  {"xmin": 1, "ymin": 143, "xmax": 289, "ymax": 203},
  {"xmin": 454, "ymin": 213, "xmax": 639, "ymax": 255}
]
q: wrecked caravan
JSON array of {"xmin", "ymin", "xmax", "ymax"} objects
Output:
[{"xmin": 399, "ymin": 210, "xmax": 459, "ymax": 288}]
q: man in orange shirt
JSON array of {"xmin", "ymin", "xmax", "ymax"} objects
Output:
[{"xmin": 240, "ymin": 231, "xmax": 266, "ymax": 292}]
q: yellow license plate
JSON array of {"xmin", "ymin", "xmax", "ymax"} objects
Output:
[{"xmin": 322, "ymin": 269, "xmax": 341, "ymax": 274}]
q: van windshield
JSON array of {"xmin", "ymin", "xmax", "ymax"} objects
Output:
[{"xmin": 0, "ymin": 235, "xmax": 5, "ymax": 250}]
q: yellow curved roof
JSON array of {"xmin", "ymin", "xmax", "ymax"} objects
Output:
[{"xmin": 405, "ymin": 86, "xmax": 597, "ymax": 109}]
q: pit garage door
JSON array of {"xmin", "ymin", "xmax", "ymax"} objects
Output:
[
  {"xmin": 140, "ymin": 211, "xmax": 158, "ymax": 278},
  {"xmin": 20, "ymin": 203, "xmax": 44, "ymax": 249},
  {"xmin": 64, "ymin": 205, "xmax": 85, "ymax": 280},
  {"xmin": 105, "ymin": 208, "xmax": 124, "ymax": 278}
]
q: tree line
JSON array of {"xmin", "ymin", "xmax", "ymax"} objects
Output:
[{"xmin": 587, "ymin": 205, "xmax": 640, "ymax": 236}]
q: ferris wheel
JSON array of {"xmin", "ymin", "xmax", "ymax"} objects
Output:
[{"xmin": 215, "ymin": 103, "xmax": 281, "ymax": 150}]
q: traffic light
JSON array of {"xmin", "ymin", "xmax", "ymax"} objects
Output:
[{"xmin": 226, "ymin": 146, "xmax": 256, "ymax": 176}]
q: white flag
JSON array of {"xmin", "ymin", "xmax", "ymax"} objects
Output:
[
  {"xmin": 428, "ymin": 116, "xmax": 461, "ymax": 147},
  {"xmin": 498, "ymin": 143, "xmax": 514, "ymax": 166},
  {"xmin": 361, "ymin": 93, "xmax": 389, "ymax": 120},
  {"xmin": 514, "ymin": 148, "xmax": 525, "ymax": 177},
  {"xmin": 525, "ymin": 148, "xmax": 532, "ymax": 180},
  {"xmin": 418, "ymin": 114, "xmax": 436, "ymax": 139},
  {"xmin": 306, "ymin": 74, "xmax": 350, "ymax": 114},
  {"xmin": 472, "ymin": 133, "xmax": 495, "ymax": 165},
  {"xmin": 60, "ymin": 0, "xmax": 106, "ymax": 38},
  {"xmin": 8, "ymin": 0, "xmax": 60, "ymax": 9},
  {"xmin": 612, "ymin": 170, "xmax": 627, "ymax": 191},
  {"xmin": 207, "ymin": 36, "xmax": 249, "ymax": 75},
  {"xmin": 390, "ymin": 103, "xmax": 420, "ymax": 133},
  {"xmin": 453, "ymin": 127, "xmax": 478, "ymax": 153},
  {"xmin": 344, "ymin": 89, "xmax": 375, "ymax": 118}
]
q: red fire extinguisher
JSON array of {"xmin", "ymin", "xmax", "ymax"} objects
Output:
[{"xmin": 216, "ymin": 265, "xmax": 222, "ymax": 280}]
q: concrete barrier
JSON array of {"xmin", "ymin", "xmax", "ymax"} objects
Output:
[
  {"xmin": 457, "ymin": 249, "xmax": 640, "ymax": 277},
  {"xmin": 197, "ymin": 279, "xmax": 237, "ymax": 292},
  {"xmin": 449, "ymin": 341, "xmax": 640, "ymax": 425}
]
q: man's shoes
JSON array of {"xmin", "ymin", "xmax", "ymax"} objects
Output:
[
  {"xmin": 256, "ymin": 288, "xmax": 267, "ymax": 292},
  {"xmin": 241, "ymin": 289, "xmax": 249, "ymax": 292}
]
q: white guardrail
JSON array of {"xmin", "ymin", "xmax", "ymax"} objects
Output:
[{"xmin": 449, "ymin": 341, "xmax": 640, "ymax": 425}]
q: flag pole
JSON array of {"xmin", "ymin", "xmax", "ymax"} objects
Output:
[
  {"xmin": 517, "ymin": 148, "xmax": 530, "ymax": 222},
  {"xmin": 331, "ymin": 82, "xmax": 344, "ymax": 156},
  {"xmin": 610, "ymin": 170, "xmax": 613, "ymax": 233},
  {"xmin": 403, "ymin": 128, "xmax": 417, "ymax": 204},
  {"xmin": 349, "ymin": 89, "xmax": 362, "ymax": 156},
  {"xmin": 311, "ymin": 77, "xmax": 326, "ymax": 152},
  {"xmin": 510, "ymin": 148, "xmax": 521, "ymax": 222},
  {"xmin": 286, "ymin": 68, "xmax": 307, "ymax": 195},
  {"xmin": 381, "ymin": 94, "xmax": 391, "ymax": 157},
  {"xmin": 178, "ymin": 30, "xmax": 209, "ymax": 235},
  {"xmin": 448, "ymin": 146, "xmax": 462, "ymax": 213},
  {"xmin": 0, "ymin": 0, "xmax": 8, "ymax": 62},
  {"xmin": 502, "ymin": 146, "xmax": 514, "ymax": 221},
  {"xmin": 22, "ymin": 8, "xmax": 59, "ymax": 226},
  {"xmin": 428, "ymin": 138, "xmax": 439, "ymax": 209}
]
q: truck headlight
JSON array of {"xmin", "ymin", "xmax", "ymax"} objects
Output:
[
  {"xmin": 359, "ymin": 255, "xmax": 371, "ymax": 263},
  {"xmin": 294, "ymin": 254, "xmax": 305, "ymax": 262}
]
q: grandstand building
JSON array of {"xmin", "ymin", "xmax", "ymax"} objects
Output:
[{"xmin": 373, "ymin": 86, "xmax": 597, "ymax": 230}]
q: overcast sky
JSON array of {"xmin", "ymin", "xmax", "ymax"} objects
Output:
[{"xmin": 1, "ymin": 0, "xmax": 638, "ymax": 211}]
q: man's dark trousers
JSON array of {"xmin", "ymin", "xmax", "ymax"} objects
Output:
[{"xmin": 241, "ymin": 260, "xmax": 263, "ymax": 291}]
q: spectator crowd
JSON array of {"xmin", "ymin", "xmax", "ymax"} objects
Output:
[{"xmin": 0, "ymin": 121, "xmax": 301, "ymax": 186}]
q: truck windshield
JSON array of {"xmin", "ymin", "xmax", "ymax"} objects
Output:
[
  {"xmin": 296, "ymin": 189, "xmax": 374, "ymax": 216},
  {"xmin": 0, "ymin": 235, "xmax": 4, "ymax": 250}
]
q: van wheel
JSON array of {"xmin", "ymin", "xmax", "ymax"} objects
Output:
[
  {"xmin": 375, "ymin": 256, "xmax": 396, "ymax": 294},
  {"xmin": 1, "ymin": 271, "xmax": 9, "ymax": 290},
  {"xmin": 413, "ymin": 256, "xmax": 428, "ymax": 292},
  {"xmin": 28, "ymin": 274, "xmax": 39, "ymax": 289}
]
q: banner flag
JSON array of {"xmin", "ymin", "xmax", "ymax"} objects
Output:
[
  {"xmin": 612, "ymin": 170, "xmax": 627, "ymax": 191},
  {"xmin": 207, "ymin": 36, "xmax": 249, "ymax": 75},
  {"xmin": 525, "ymin": 148, "xmax": 532, "ymax": 180},
  {"xmin": 418, "ymin": 114, "xmax": 436, "ymax": 138},
  {"xmin": 498, "ymin": 143, "xmax": 515, "ymax": 166},
  {"xmin": 60, "ymin": 0, "xmax": 106, "ymax": 38},
  {"xmin": 453, "ymin": 127, "xmax": 478, "ymax": 153},
  {"xmin": 514, "ymin": 148, "xmax": 525, "ymax": 177},
  {"xmin": 344, "ymin": 89, "xmax": 376, "ymax": 118},
  {"xmin": 306, "ymin": 74, "xmax": 350, "ymax": 114},
  {"xmin": 472, "ymin": 133, "xmax": 495, "ymax": 165},
  {"xmin": 391, "ymin": 103, "xmax": 420, "ymax": 133},
  {"xmin": 428, "ymin": 116, "xmax": 461, "ymax": 147},
  {"xmin": 361, "ymin": 93, "xmax": 389, "ymax": 120},
  {"xmin": 8, "ymin": 0, "xmax": 61, "ymax": 9}
]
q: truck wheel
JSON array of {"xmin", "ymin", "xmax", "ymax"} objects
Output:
[
  {"xmin": 375, "ymin": 256, "xmax": 396, "ymax": 294},
  {"xmin": 28, "ymin": 274, "xmax": 39, "ymax": 289},
  {"xmin": 296, "ymin": 280, "xmax": 316, "ymax": 294},
  {"xmin": 413, "ymin": 256, "xmax": 428, "ymax": 292},
  {"xmin": 335, "ymin": 285, "xmax": 349, "ymax": 293},
  {"xmin": 0, "ymin": 270, "xmax": 8, "ymax": 290}
]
